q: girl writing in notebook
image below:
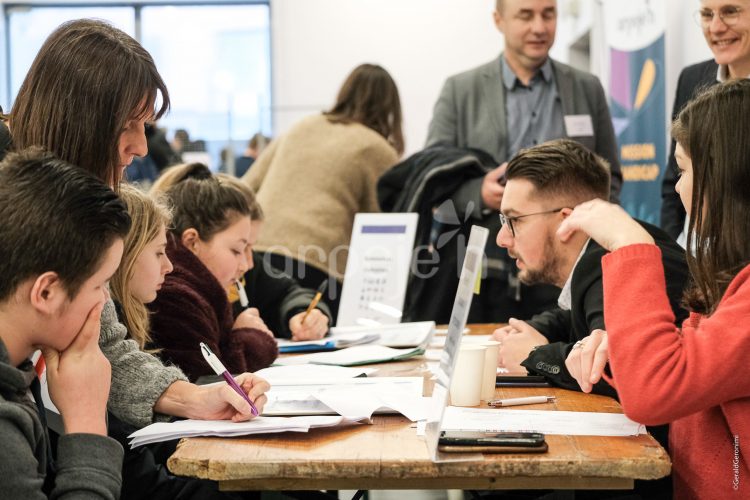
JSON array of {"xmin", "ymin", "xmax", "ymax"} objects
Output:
[
  {"xmin": 152, "ymin": 165, "xmax": 331, "ymax": 341},
  {"xmin": 148, "ymin": 166, "xmax": 278, "ymax": 381}
]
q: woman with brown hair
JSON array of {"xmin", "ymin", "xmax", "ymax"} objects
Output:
[
  {"xmin": 10, "ymin": 18, "xmax": 267, "ymax": 426},
  {"xmin": 147, "ymin": 162, "xmax": 279, "ymax": 381},
  {"xmin": 559, "ymin": 79, "xmax": 750, "ymax": 499},
  {"xmin": 154, "ymin": 166, "xmax": 331, "ymax": 341},
  {"xmin": 8, "ymin": 19, "xmax": 267, "ymax": 500},
  {"xmin": 242, "ymin": 63, "xmax": 404, "ymax": 321}
]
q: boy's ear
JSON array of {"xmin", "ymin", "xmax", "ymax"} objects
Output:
[
  {"xmin": 181, "ymin": 228, "xmax": 200, "ymax": 254},
  {"xmin": 29, "ymin": 272, "xmax": 66, "ymax": 315}
]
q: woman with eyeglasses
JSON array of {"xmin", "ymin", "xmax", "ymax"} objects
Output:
[{"xmin": 661, "ymin": 0, "xmax": 750, "ymax": 241}]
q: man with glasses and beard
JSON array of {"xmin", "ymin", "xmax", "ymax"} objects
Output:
[{"xmin": 491, "ymin": 140, "xmax": 689, "ymax": 399}]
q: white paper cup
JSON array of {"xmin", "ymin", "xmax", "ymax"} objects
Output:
[
  {"xmin": 479, "ymin": 340, "xmax": 501, "ymax": 401},
  {"xmin": 449, "ymin": 344, "xmax": 486, "ymax": 406}
]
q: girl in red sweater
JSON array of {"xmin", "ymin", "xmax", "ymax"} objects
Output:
[{"xmin": 558, "ymin": 80, "xmax": 749, "ymax": 498}]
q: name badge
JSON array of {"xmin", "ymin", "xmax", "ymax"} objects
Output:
[{"xmin": 564, "ymin": 114, "xmax": 594, "ymax": 137}]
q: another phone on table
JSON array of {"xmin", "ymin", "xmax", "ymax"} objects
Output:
[{"xmin": 438, "ymin": 430, "xmax": 548, "ymax": 453}]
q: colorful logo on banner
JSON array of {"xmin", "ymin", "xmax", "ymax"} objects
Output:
[{"xmin": 604, "ymin": 0, "xmax": 666, "ymax": 223}]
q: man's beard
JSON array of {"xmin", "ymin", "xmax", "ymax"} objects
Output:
[{"xmin": 516, "ymin": 234, "xmax": 562, "ymax": 287}]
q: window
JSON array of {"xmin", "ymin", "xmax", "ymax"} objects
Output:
[
  {"xmin": 6, "ymin": 6, "xmax": 135, "ymax": 104},
  {"xmin": 3, "ymin": 2, "xmax": 271, "ymax": 170},
  {"xmin": 141, "ymin": 4, "xmax": 272, "ymax": 168}
]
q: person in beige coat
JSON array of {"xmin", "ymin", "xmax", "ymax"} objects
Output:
[{"xmin": 243, "ymin": 63, "xmax": 404, "ymax": 321}]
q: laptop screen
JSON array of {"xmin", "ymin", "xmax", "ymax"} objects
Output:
[{"xmin": 424, "ymin": 225, "xmax": 489, "ymax": 462}]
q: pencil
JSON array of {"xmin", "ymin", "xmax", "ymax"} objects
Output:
[{"xmin": 301, "ymin": 280, "xmax": 328, "ymax": 324}]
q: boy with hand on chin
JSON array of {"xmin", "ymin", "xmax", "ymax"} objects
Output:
[{"xmin": 0, "ymin": 148, "xmax": 130, "ymax": 498}]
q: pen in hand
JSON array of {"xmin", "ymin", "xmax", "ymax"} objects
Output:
[
  {"xmin": 301, "ymin": 280, "xmax": 328, "ymax": 325},
  {"xmin": 200, "ymin": 342, "xmax": 259, "ymax": 416},
  {"xmin": 488, "ymin": 396, "xmax": 555, "ymax": 407},
  {"xmin": 236, "ymin": 279, "xmax": 250, "ymax": 309}
]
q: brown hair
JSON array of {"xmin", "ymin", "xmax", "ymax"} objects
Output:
[
  {"xmin": 110, "ymin": 184, "xmax": 172, "ymax": 351},
  {"xmin": 154, "ymin": 165, "xmax": 263, "ymax": 222},
  {"xmin": 505, "ymin": 139, "xmax": 611, "ymax": 204},
  {"xmin": 672, "ymin": 79, "xmax": 750, "ymax": 314},
  {"xmin": 324, "ymin": 63, "xmax": 404, "ymax": 155},
  {"xmin": 215, "ymin": 173, "xmax": 264, "ymax": 220},
  {"xmin": 10, "ymin": 19, "xmax": 169, "ymax": 188},
  {"xmin": 150, "ymin": 162, "xmax": 208, "ymax": 194},
  {"xmin": 248, "ymin": 133, "xmax": 270, "ymax": 151},
  {"xmin": 0, "ymin": 148, "xmax": 130, "ymax": 302},
  {"xmin": 162, "ymin": 163, "xmax": 251, "ymax": 241}
]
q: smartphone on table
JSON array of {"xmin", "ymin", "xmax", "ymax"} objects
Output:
[
  {"xmin": 495, "ymin": 375, "xmax": 550, "ymax": 387},
  {"xmin": 438, "ymin": 431, "xmax": 548, "ymax": 453}
]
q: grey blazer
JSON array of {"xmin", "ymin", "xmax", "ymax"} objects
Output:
[{"xmin": 426, "ymin": 55, "xmax": 622, "ymax": 203}]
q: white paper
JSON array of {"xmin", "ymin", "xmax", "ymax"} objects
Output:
[
  {"xmin": 564, "ymin": 114, "xmax": 594, "ymax": 137},
  {"xmin": 330, "ymin": 321, "xmax": 435, "ymax": 348},
  {"xmin": 128, "ymin": 415, "xmax": 365, "ymax": 448},
  {"xmin": 314, "ymin": 385, "xmax": 428, "ymax": 421},
  {"xmin": 441, "ymin": 407, "xmax": 647, "ymax": 436},
  {"xmin": 254, "ymin": 365, "xmax": 376, "ymax": 384},
  {"xmin": 263, "ymin": 377, "xmax": 428, "ymax": 421},
  {"xmin": 273, "ymin": 344, "xmax": 423, "ymax": 367},
  {"xmin": 337, "ymin": 213, "xmax": 418, "ymax": 326}
]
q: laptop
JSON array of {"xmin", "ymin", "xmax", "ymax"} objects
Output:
[{"xmin": 423, "ymin": 225, "xmax": 489, "ymax": 462}]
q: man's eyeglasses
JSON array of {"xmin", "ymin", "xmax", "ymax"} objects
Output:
[
  {"xmin": 498, "ymin": 208, "xmax": 565, "ymax": 237},
  {"xmin": 694, "ymin": 6, "xmax": 743, "ymax": 28}
]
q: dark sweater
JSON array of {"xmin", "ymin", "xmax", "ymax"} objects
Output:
[
  {"xmin": 0, "ymin": 339, "xmax": 123, "ymax": 498},
  {"xmin": 231, "ymin": 252, "xmax": 332, "ymax": 339},
  {"xmin": 148, "ymin": 234, "xmax": 278, "ymax": 381}
]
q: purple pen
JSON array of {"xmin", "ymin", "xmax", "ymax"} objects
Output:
[{"xmin": 200, "ymin": 342, "xmax": 259, "ymax": 416}]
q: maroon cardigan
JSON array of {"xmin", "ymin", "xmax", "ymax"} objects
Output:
[{"xmin": 148, "ymin": 233, "xmax": 278, "ymax": 382}]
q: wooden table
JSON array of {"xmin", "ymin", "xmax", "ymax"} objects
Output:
[{"xmin": 168, "ymin": 324, "xmax": 671, "ymax": 491}]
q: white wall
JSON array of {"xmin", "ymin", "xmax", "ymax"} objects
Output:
[
  {"xmin": 270, "ymin": 0, "xmax": 716, "ymax": 158},
  {"xmin": 665, "ymin": 0, "xmax": 712, "ymax": 116},
  {"xmin": 270, "ymin": 0, "xmax": 503, "ymax": 156}
]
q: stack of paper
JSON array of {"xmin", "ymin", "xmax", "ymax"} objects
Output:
[
  {"xmin": 128, "ymin": 415, "xmax": 365, "ymax": 448},
  {"xmin": 277, "ymin": 332, "xmax": 380, "ymax": 353},
  {"xmin": 274, "ymin": 344, "xmax": 424, "ymax": 367},
  {"xmin": 330, "ymin": 321, "xmax": 435, "ymax": 348},
  {"xmin": 264, "ymin": 377, "xmax": 429, "ymax": 421},
  {"xmin": 440, "ymin": 407, "xmax": 647, "ymax": 436}
]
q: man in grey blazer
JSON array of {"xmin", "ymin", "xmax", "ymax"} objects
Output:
[
  {"xmin": 423, "ymin": 0, "xmax": 621, "ymax": 322},
  {"xmin": 426, "ymin": 0, "xmax": 621, "ymax": 214}
]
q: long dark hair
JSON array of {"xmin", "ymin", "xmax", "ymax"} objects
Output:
[
  {"xmin": 324, "ymin": 63, "xmax": 404, "ymax": 155},
  {"xmin": 10, "ymin": 19, "xmax": 169, "ymax": 188},
  {"xmin": 672, "ymin": 79, "xmax": 750, "ymax": 314}
]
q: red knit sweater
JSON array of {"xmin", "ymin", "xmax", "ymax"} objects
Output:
[
  {"xmin": 602, "ymin": 244, "xmax": 749, "ymax": 499},
  {"xmin": 148, "ymin": 234, "xmax": 278, "ymax": 382}
]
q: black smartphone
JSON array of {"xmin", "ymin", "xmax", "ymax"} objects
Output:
[
  {"xmin": 438, "ymin": 431, "xmax": 547, "ymax": 454},
  {"xmin": 495, "ymin": 375, "xmax": 550, "ymax": 387}
]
